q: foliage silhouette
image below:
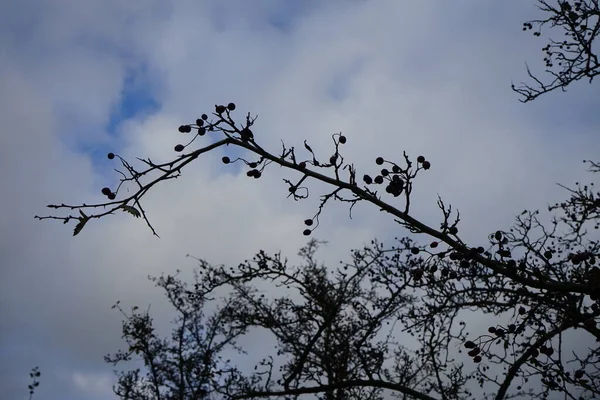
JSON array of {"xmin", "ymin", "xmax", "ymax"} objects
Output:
[
  {"xmin": 36, "ymin": 104, "xmax": 600, "ymax": 399},
  {"xmin": 514, "ymin": 0, "xmax": 600, "ymax": 102}
]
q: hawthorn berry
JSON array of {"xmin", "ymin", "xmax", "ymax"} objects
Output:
[
  {"xmin": 410, "ymin": 247, "xmax": 420, "ymax": 255},
  {"xmin": 375, "ymin": 157, "xmax": 384, "ymax": 165},
  {"xmin": 174, "ymin": 144, "xmax": 185, "ymax": 152},
  {"xmin": 519, "ymin": 306, "xmax": 527, "ymax": 315},
  {"xmin": 363, "ymin": 175, "xmax": 373, "ymax": 184},
  {"xmin": 430, "ymin": 241, "xmax": 438, "ymax": 248},
  {"xmin": 298, "ymin": 161, "xmax": 307, "ymax": 169},
  {"xmin": 381, "ymin": 169, "xmax": 389, "ymax": 176},
  {"xmin": 222, "ymin": 156, "xmax": 230, "ymax": 164},
  {"xmin": 240, "ymin": 128, "xmax": 254, "ymax": 140},
  {"xmin": 329, "ymin": 155, "xmax": 337, "ymax": 164},
  {"xmin": 464, "ymin": 341, "xmax": 476, "ymax": 349},
  {"xmin": 196, "ymin": 119, "xmax": 204, "ymax": 126},
  {"xmin": 449, "ymin": 226, "xmax": 458, "ymax": 235},
  {"xmin": 339, "ymin": 135, "xmax": 347, "ymax": 144},
  {"xmin": 178, "ymin": 125, "xmax": 191, "ymax": 133},
  {"xmin": 374, "ymin": 175, "xmax": 384, "ymax": 184},
  {"xmin": 107, "ymin": 152, "xmax": 115, "ymax": 160},
  {"xmin": 198, "ymin": 127, "xmax": 206, "ymax": 136},
  {"xmin": 304, "ymin": 219, "xmax": 313, "ymax": 226},
  {"xmin": 107, "ymin": 193, "xmax": 116, "ymax": 200},
  {"xmin": 215, "ymin": 105, "xmax": 226, "ymax": 114},
  {"xmin": 488, "ymin": 327, "xmax": 496, "ymax": 334},
  {"xmin": 101, "ymin": 187, "xmax": 112, "ymax": 196},
  {"xmin": 303, "ymin": 229, "xmax": 311, "ymax": 236},
  {"xmin": 575, "ymin": 370, "xmax": 585, "ymax": 379},
  {"xmin": 201, "ymin": 114, "xmax": 208, "ymax": 120},
  {"xmin": 253, "ymin": 171, "xmax": 262, "ymax": 179},
  {"xmin": 392, "ymin": 165, "xmax": 400, "ymax": 173},
  {"xmin": 468, "ymin": 348, "xmax": 481, "ymax": 357},
  {"xmin": 422, "ymin": 161, "xmax": 431, "ymax": 170},
  {"xmin": 473, "ymin": 355, "xmax": 482, "ymax": 363},
  {"xmin": 227, "ymin": 102, "xmax": 236, "ymax": 111},
  {"xmin": 248, "ymin": 162, "xmax": 258, "ymax": 168},
  {"xmin": 417, "ymin": 155, "xmax": 425, "ymax": 163}
]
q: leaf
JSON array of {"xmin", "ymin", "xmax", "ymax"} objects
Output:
[
  {"xmin": 303, "ymin": 140, "xmax": 314, "ymax": 154},
  {"xmin": 121, "ymin": 205, "xmax": 141, "ymax": 218},
  {"xmin": 73, "ymin": 217, "xmax": 88, "ymax": 236}
]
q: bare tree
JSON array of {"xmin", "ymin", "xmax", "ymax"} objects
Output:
[
  {"xmin": 36, "ymin": 105, "xmax": 600, "ymax": 399},
  {"xmin": 513, "ymin": 0, "xmax": 600, "ymax": 102}
]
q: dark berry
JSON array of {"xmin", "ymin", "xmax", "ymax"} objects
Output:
[
  {"xmin": 519, "ymin": 306, "xmax": 526, "ymax": 315},
  {"xmin": 107, "ymin": 153, "xmax": 115, "ymax": 160},
  {"xmin": 329, "ymin": 155, "xmax": 337, "ymax": 164},
  {"xmin": 430, "ymin": 241, "xmax": 438, "ymax": 248},
  {"xmin": 449, "ymin": 226, "xmax": 458, "ymax": 235},
  {"xmin": 363, "ymin": 175, "xmax": 373, "ymax": 184},
  {"xmin": 215, "ymin": 105, "xmax": 226, "ymax": 114},
  {"xmin": 174, "ymin": 144, "xmax": 185, "ymax": 152},
  {"xmin": 197, "ymin": 127, "xmax": 206, "ymax": 136},
  {"xmin": 464, "ymin": 341, "xmax": 476, "ymax": 349},
  {"xmin": 248, "ymin": 162, "xmax": 258, "ymax": 168},
  {"xmin": 374, "ymin": 175, "xmax": 384, "ymax": 184},
  {"xmin": 376, "ymin": 157, "xmax": 384, "ymax": 165},
  {"xmin": 303, "ymin": 229, "xmax": 311, "ymax": 236},
  {"xmin": 298, "ymin": 161, "xmax": 307, "ymax": 169},
  {"xmin": 107, "ymin": 193, "xmax": 116, "ymax": 200},
  {"xmin": 495, "ymin": 231, "xmax": 503, "ymax": 241},
  {"xmin": 468, "ymin": 348, "xmax": 481, "ymax": 357},
  {"xmin": 488, "ymin": 327, "xmax": 496, "ymax": 334},
  {"xmin": 201, "ymin": 114, "xmax": 208, "ymax": 120},
  {"xmin": 339, "ymin": 135, "xmax": 347, "ymax": 144},
  {"xmin": 381, "ymin": 169, "xmax": 389, "ymax": 176},
  {"xmin": 222, "ymin": 156, "xmax": 230, "ymax": 164},
  {"xmin": 473, "ymin": 355, "xmax": 482, "ymax": 363},
  {"xmin": 227, "ymin": 102, "xmax": 236, "ymax": 111},
  {"xmin": 544, "ymin": 250, "xmax": 552, "ymax": 259},
  {"xmin": 196, "ymin": 119, "xmax": 204, "ymax": 126},
  {"xmin": 178, "ymin": 125, "xmax": 191, "ymax": 133},
  {"xmin": 417, "ymin": 155, "xmax": 425, "ymax": 163},
  {"xmin": 240, "ymin": 128, "xmax": 254, "ymax": 140},
  {"xmin": 304, "ymin": 219, "xmax": 313, "ymax": 226},
  {"xmin": 392, "ymin": 165, "xmax": 400, "ymax": 173},
  {"xmin": 101, "ymin": 187, "xmax": 112, "ymax": 196},
  {"xmin": 422, "ymin": 160, "xmax": 431, "ymax": 170},
  {"xmin": 410, "ymin": 247, "xmax": 420, "ymax": 255},
  {"xmin": 253, "ymin": 171, "xmax": 262, "ymax": 179},
  {"xmin": 247, "ymin": 169, "xmax": 258, "ymax": 177}
]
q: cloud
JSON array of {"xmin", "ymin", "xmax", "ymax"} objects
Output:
[{"xmin": 1, "ymin": 1, "xmax": 598, "ymax": 399}]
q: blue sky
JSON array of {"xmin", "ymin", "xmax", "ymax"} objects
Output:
[{"xmin": 1, "ymin": 1, "xmax": 599, "ymax": 400}]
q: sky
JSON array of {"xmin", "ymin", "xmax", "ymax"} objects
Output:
[{"xmin": 0, "ymin": 0, "xmax": 599, "ymax": 399}]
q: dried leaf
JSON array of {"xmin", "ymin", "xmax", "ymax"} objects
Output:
[
  {"xmin": 121, "ymin": 205, "xmax": 141, "ymax": 218},
  {"xmin": 73, "ymin": 217, "xmax": 88, "ymax": 236}
]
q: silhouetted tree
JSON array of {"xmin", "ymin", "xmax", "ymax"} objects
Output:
[
  {"xmin": 37, "ymin": 105, "xmax": 600, "ymax": 399},
  {"xmin": 514, "ymin": 0, "xmax": 599, "ymax": 102}
]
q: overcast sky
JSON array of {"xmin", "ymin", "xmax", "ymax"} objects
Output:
[{"xmin": 1, "ymin": 1, "xmax": 599, "ymax": 399}]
